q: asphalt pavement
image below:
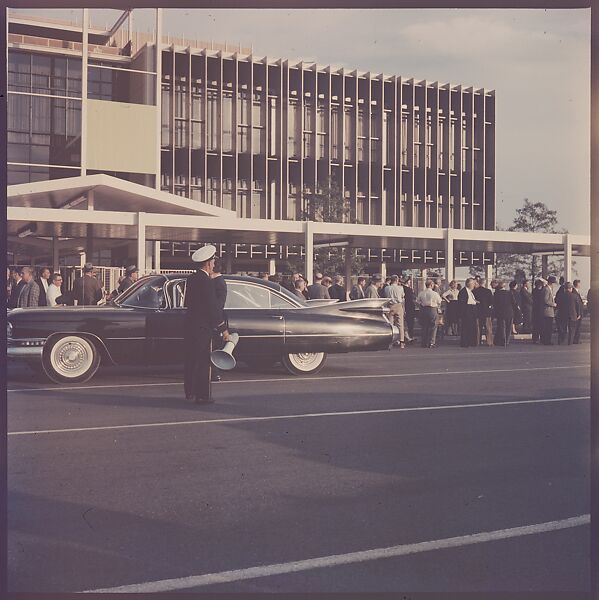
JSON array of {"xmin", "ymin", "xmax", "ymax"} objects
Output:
[{"xmin": 7, "ymin": 333, "xmax": 591, "ymax": 593}]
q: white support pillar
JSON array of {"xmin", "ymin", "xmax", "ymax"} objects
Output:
[
  {"xmin": 52, "ymin": 237, "xmax": 60, "ymax": 272},
  {"xmin": 485, "ymin": 263, "xmax": 493, "ymax": 285},
  {"xmin": 268, "ymin": 258, "xmax": 276, "ymax": 276},
  {"xmin": 380, "ymin": 262, "xmax": 387, "ymax": 279},
  {"xmin": 304, "ymin": 221, "xmax": 314, "ymax": 285},
  {"xmin": 563, "ymin": 233, "xmax": 573, "ymax": 283},
  {"xmin": 344, "ymin": 246, "xmax": 353, "ymax": 300},
  {"xmin": 81, "ymin": 8, "xmax": 89, "ymax": 176},
  {"xmin": 444, "ymin": 228, "xmax": 454, "ymax": 283},
  {"xmin": 225, "ymin": 251, "xmax": 233, "ymax": 274},
  {"xmin": 153, "ymin": 241, "xmax": 161, "ymax": 272},
  {"xmin": 154, "ymin": 8, "xmax": 163, "ymax": 190},
  {"xmin": 137, "ymin": 212, "xmax": 146, "ymax": 274}
]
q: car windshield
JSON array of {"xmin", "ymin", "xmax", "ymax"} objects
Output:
[{"xmin": 115, "ymin": 275, "xmax": 168, "ymax": 309}]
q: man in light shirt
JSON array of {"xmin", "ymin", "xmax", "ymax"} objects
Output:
[
  {"xmin": 47, "ymin": 272, "xmax": 64, "ymax": 307},
  {"xmin": 416, "ymin": 279, "xmax": 443, "ymax": 348},
  {"xmin": 384, "ymin": 274, "xmax": 406, "ymax": 348}
]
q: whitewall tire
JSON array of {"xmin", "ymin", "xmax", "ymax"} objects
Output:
[
  {"xmin": 42, "ymin": 335, "xmax": 100, "ymax": 384},
  {"xmin": 281, "ymin": 352, "xmax": 326, "ymax": 375}
]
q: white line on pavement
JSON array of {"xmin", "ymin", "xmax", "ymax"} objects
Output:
[
  {"xmin": 6, "ymin": 363, "xmax": 590, "ymax": 394},
  {"xmin": 82, "ymin": 514, "xmax": 590, "ymax": 593},
  {"xmin": 8, "ymin": 395, "xmax": 590, "ymax": 437}
]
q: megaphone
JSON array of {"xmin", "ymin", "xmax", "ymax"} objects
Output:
[{"xmin": 211, "ymin": 332, "xmax": 239, "ymax": 371}]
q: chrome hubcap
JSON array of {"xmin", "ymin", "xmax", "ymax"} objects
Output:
[
  {"xmin": 287, "ymin": 352, "xmax": 324, "ymax": 371},
  {"xmin": 50, "ymin": 337, "xmax": 94, "ymax": 378}
]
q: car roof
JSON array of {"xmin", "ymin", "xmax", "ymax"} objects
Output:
[{"xmin": 159, "ymin": 272, "xmax": 280, "ymax": 291}]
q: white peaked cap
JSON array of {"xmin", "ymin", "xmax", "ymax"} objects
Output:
[{"xmin": 191, "ymin": 244, "xmax": 217, "ymax": 263}]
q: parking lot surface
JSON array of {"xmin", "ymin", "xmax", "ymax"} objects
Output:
[{"xmin": 7, "ymin": 336, "xmax": 591, "ymax": 593}]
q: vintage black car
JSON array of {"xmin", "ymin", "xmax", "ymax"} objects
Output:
[{"xmin": 7, "ymin": 274, "xmax": 398, "ymax": 384}]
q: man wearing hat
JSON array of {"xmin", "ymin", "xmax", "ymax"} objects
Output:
[
  {"xmin": 72, "ymin": 263, "xmax": 103, "ymax": 306},
  {"xmin": 117, "ymin": 265, "xmax": 139, "ymax": 294},
  {"xmin": 184, "ymin": 245, "xmax": 230, "ymax": 404}
]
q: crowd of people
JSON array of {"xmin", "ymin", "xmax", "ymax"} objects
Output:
[
  {"xmin": 6, "ymin": 263, "xmax": 139, "ymax": 309},
  {"xmin": 265, "ymin": 269, "xmax": 589, "ymax": 350},
  {"xmin": 7, "ymin": 263, "xmax": 590, "ymax": 351}
]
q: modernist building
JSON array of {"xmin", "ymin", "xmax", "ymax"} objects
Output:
[{"xmin": 7, "ymin": 9, "xmax": 499, "ymax": 273}]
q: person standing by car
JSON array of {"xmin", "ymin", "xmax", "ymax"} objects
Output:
[
  {"xmin": 184, "ymin": 245, "xmax": 229, "ymax": 404},
  {"xmin": 8, "ymin": 268, "xmax": 25, "ymax": 309},
  {"xmin": 349, "ymin": 276, "xmax": 366, "ymax": 300},
  {"xmin": 118, "ymin": 265, "xmax": 139, "ymax": 294},
  {"xmin": 46, "ymin": 272, "xmax": 64, "ymax": 307},
  {"xmin": 307, "ymin": 272, "xmax": 330, "ymax": 300},
  {"xmin": 457, "ymin": 277, "xmax": 479, "ymax": 348},
  {"xmin": 384, "ymin": 275, "xmax": 406, "ymax": 348},
  {"xmin": 493, "ymin": 281, "xmax": 518, "ymax": 346},
  {"xmin": 292, "ymin": 278, "xmax": 307, "ymax": 300},
  {"xmin": 473, "ymin": 279, "xmax": 494, "ymax": 346},
  {"xmin": 365, "ymin": 274, "xmax": 383, "ymax": 298},
  {"xmin": 328, "ymin": 275, "xmax": 347, "ymax": 301},
  {"xmin": 72, "ymin": 263, "xmax": 103, "ymax": 306},
  {"xmin": 416, "ymin": 279, "xmax": 442, "ymax": 348},
  {"xmin": 16, "ymin": 267, "xmax": 40, "ymax": 308},
  {"xmin": 36, "ymin": 266, "xmax": 51, "ymax": 306},
  {"xmin": 520, "ymin": 279, "xmax": 533, "ymax": 334}
]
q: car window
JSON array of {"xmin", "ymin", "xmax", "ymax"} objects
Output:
[
  {"xmin": 225, "ymin": 282, "xmax": 271, "ymax": 309},
  {"xmin": 120, "ymin": 281, "xmax": 165, "ymax": 309},
  {"xmin": 270, "ymin": 291, "xmax": 296, "ymax": 308}
]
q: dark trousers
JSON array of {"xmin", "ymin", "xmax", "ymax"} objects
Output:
[
  {"xmin": 460, "ymin": 306, "xmax": 479, "ymax": 347},
  {"xmin": 541, "ymin": 317, "xmax": 554, "ymax": 345},
  {"xmin": 494, "ymin": 317, "xmax": 513, "ymax": 346},
  {"xmin": 405, "ymin": 312, "xmax": 415, "ymax": 339},
  {"xmin": 572, "ymin": 317, "xmax": 582, "ymax": 344},
  {"xmin": 521, "ymin": 306, "xmax": 532, "ymax": 334},
  {"xmin": 419, "ymin": 306, "xmax": 438, "ymax": 347},
  {"xmin": 532, "ymin": 314, "xmax": 543, "ymax": 342},
  {"xmin": 557, "ymin": 318, "xmax": 569, "ymax": 345},
  {"xmin": 566, "ymin": 319, "xmax": 579, "ymax": 345},
  {"xmin": 445, "ymin": 301, "xmax": 459, "ymax": 335},
  {"xmin": 184, "ymin": 329, "xmax": 212, "ymax": 400}
]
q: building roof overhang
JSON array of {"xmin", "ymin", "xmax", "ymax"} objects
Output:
[{"xmin": 7, "ymin": 174, "xmax": 236, "ymax": 219}]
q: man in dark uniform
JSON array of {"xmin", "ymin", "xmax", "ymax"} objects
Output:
[
  {"xmin": 493, "ymin": 281, "xmax": 519, "ymax": 346},
  {"xmin": 520, "ymin": 279, "xmax": 533, "ymax": 334},
  {"xmin": 184, "ymin": 245, "xmax": 229, "ymax": 404},
  {"xmin": 72, "ymin": 263, "xmax": 103, "ymax": 306},
  {"xmin": 118, "ymin": 265, "xmax": 139, "ymax": 294}
]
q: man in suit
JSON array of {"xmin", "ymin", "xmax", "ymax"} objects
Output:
[
  {"xmin": 72, "ymin": 263, "xmax": 103, "ymax": 306},
  {"xmin": 292, "ymin": 278, "xmax": 308, "ymax": 299},
  {"xmin": 493, "ymin": 281, "xmax": 519, "ymax": 346},
  {"xmin": 402, "ymin": 277, "xmax": 416, "ymax": 342},
  {"xmin": 509, "ymin": 280, "xmax": 523, "ymax": 334},
  {"xmin": 520, "ymin": 280, "xmax": 533, "ymax": 334},
  {"xmin": 384, "ymin": 275, "xmax": 406, "ymax": 348},
  {"xmin": 531, "ymin": 279, "xmax": 545, "ymax": 343},
  {"xmin": 560, "ymin": 282, "xmax": 582, "ymax": 345},
  {"xmin": 572, "ymin": 279, "xmax": 585, "ymax": 344},
  {"xmin": 117, "ymin": 265, "xmax": 139, "ymax": 294},
  {"xmin": 365, "ymin": 274, "xmax": 383, "ymax": 298},
  {"xmin": 184, "ymin": 245, "xmax": 230, "ymax": 404},
  {"xmin": 328, "ymin": 275, "xmax": 347, "ymax": 301},
  {"xmin": 307, "ymin": 272, "xmax": 330, "ymax": 300},
  {"xmin": 473, "ymin": 279, "xmax": 494, "ymax": 346},
  {"xmin": 540, "ymin": 278, "xmax": 557, "ymax": 345},
  {"xmin": 8, "ymin": 268, "xmax": 25, "ymax": 309},
  {"xmin": 16, "ymin": 267, "xmax": 40, "ymax": 308},
  {"xmin": 457, "ymin": 278, "xmax": 479, "ymax": 347},
  {"xmin": 36, "ymin": 267, "xmax": 51, "ymax": 307},
  {"xmin": 349, "ymin": 276, "xmax": 366, "ymax": 300}
]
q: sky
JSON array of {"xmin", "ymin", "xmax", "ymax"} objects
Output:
[{"xmin": 10, "ymin": 7, "xmax": 591, "ymax": 281}]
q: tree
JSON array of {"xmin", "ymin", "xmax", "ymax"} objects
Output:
[
  {"xmin": 301, "ymin": 179, "xmax": 365, "ymax": 276},
  {"xmin": 472, "ymin": 198, "xmax": 572, "ymax": 281}
]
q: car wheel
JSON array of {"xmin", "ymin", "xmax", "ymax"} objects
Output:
[
  {"xmin": 42, "ymin": 335, "xmax": 101, "ymax": 384},
  {"xmin": 281, "ymin": 352, "xmax": 326, "ymax": 375}
]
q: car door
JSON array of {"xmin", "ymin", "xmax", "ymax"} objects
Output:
[
  {"xmin": 224, "ymin": 281, "xmax": 286, "ymax": 360},
  {"xmin": 146, "ymin": 278, "xmax": 187, "ymax": 365}
]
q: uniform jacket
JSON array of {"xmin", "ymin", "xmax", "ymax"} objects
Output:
[
  {"xmin": 542, "ymin": 285, "xmax": 556, "ymax": 318},
  {"xmin": 72, "ymin": 275, "xmax": 103, "ymax": 306},
  {"xmin": 184, "ymin": 269, "xmax": 222, "ymax": 333},
  {"xmin": 307, "ymin": 282, "xmax": 330, "ymax": 300},
  {"xmin": 17, "ymin": 279, "xmax": 40, "ymax": 308}
]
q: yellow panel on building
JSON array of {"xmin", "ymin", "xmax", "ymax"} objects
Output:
[{"xmin": 86, "ymin": 99, "xmax": 157, "ymax": 174}]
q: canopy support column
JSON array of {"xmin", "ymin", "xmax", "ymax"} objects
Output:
[
  {"xmin": 444, "ymin": 228, "xmax": 454, "ymax": 283},
  {"xmin": 563, "ymin": 233, "xmax": 573, "ymax": 283},
  {"xmin": 268, "ymin": 258, "xmax": 276, "ymax": 276},
  {"xmin": 485, "ymin": 263, "xmax": 493, "ymax": 284},
  {"xmin": 304, "ymin": 221, "xmax": 313, "ymax": 284},
  {"xmin": 153, "ymin": 241, "xmax": 161, "ymax": 272},
  {"xmin": 344, "ymin": 246, "xmax": 353, "ymax": 301},
  {"xmin": 137, "ymin": 212, "xmax": 146, "ymax": 274},
  {"xmin": 52, "ymin": 236, "xmax": 60, "ymax": 272}
]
